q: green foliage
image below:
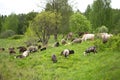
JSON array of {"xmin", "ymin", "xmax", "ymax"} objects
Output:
[
  {"xmin": 112, "ymin": 9, "xmax": 120, "ymax": 33},
  {"xmin": 69, "ymin": 12, "xmax": 92, "ymax": 33},
  {"xmin": 86, "ymin": 0, "xmax": 112, "ymax": 31},
  {"xmin": 29, "ymin": 11, "xmax": 62, "ymax": 45},
  {"xmin": 2, "ymin": 13, "xmax": 19, "ymax": 33},
  {"xmin": 97, "ymin": 25, "xmax": 109, "ymax": 33},
  {"xmin": 45, "ymin": 0, "xmax": 73, "ymax": 34},
  {"xmin": 0, "ymin": 30, "xmax": 16, "ymax": 38},
  {"xmin": 94, "ymin": 34, "xmax": 120, "ymax": 51}
]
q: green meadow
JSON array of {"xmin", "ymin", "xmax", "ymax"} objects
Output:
[{"xmin": 0, "ymin": 36, "xmax": 120, "ymax": 80}]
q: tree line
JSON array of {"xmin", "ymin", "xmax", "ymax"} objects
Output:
[{"xmin": 0, "ymin": 0, "xmax": 120, "ymax": 45}]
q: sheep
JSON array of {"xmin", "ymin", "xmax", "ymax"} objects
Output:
[
  {"xmin": 53, "ymin": 42, "xmax": 60, "ymax": 47},
  {"xmin": 8, "ymin": 47, "xmax": 16, "ymax": 55},
  {"xmin": 82, "ymin": 34, "xmax": 95, "ymax": 41},
  {"xmin": 22, "ymin": 50, "xmax": 30, "ymax": 57},
  {"xmin": 17, "ymin": 46, "xmax": 27, "ymax": 53},
  {"xmin": 84, "ymin": 46, "xmax": 97, "ymax": 56},
  {"xmin": 0, "ymin": 48, "xmax": 5, "ymax": 52},
  {"xmin": 61, "ymin": 49, "xmax": 74, "ymax": 57},
  {"xmin": 40, "ymin": 47, "xmax": 46, "ymax": 51},
  {"xmin": 61, "ymin": 39, "xmax": 67, "ymax": 45},
  {"xmin": 72, "ymin": 38, "xmax": 82, "ymax": 44},
  {"xmin": 66, "ymin": 32, "xmax": 73, "ymax": 40},
  {"xmin": 15, "ymin": 50, "xmax": 30, "ymax": 58},
  {"xmin": 27, "ymin": 45, "xmax": 38, "ymax": 53},
  {"xmin": 51, "ymin": 54, "xmax": 57, "ymax": 63}
]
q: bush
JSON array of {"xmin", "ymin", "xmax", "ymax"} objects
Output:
[
  {"xmin": 0, "ymin": 30, "xmax": 16, "ymax": 38},
  {"xmin": 94, "ymin": 34, "xmax": 120, "ymax": 51},
  {"xmin": 97, "ymin": 25, "xmax": 108, "ymax": 33}
]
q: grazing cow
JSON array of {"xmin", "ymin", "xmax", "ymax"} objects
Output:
[
  {"xmin": 61, "ymin": 39, "xmax": 67, "ymax": 45},
  {"xmin": 40, "ymin": 47, "xmax": 46, "ymax": 51},
  {"xmin": 53, "ymin": 42, "xmax": 60, "ymax": 47},
  {"xmin": 72, "ymin": 38, "xmax": 82, "ymax": 44},
  {"xmin": 82, "ymin": 34, "xmax": 95, "ymax": 41},
  {"xmin": 61, "ymin": 49, "xmax": 74, "ymax": 57},
  {"xmin": 84, "ymin": 46, "xmax": 97, "ymax": 56},
  {"xmin": 99, "ymin": 33, "xmax": 113, "ymax": 43},
  {"xmin": 17, "ymin": 46, "xmax": 27, "ymax": 53},
  {"xmin": 8, "ymin": 47, "xmax": 16, "ymax": 55},
  {"xmin": 51, "ymin": 54, "xmax": 57, "ymax": 63}
]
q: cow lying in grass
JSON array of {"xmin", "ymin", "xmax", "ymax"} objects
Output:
[
  {"xmin": 84, "ymin": 46, "xmax": 97, "ymax": 56},
  {"xmin": 61, "ymin": 49, "xmax": 74, "ymax": 57}
]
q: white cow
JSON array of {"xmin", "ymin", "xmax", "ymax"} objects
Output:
[
  {"xmin": 100, "ymin": 33, "xmax": 113, "ymax": 39},
  {"xmin": 82, "ymin": 34, "xmax": 95, "ymax": 41}
]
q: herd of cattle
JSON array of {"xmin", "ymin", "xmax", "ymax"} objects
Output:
[{"xmin": 0, "ymin": 32, "xmax": 113, "ymax": 63}]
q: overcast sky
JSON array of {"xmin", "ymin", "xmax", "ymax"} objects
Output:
[{"xmin": 0, "ymin": 0, "xmax": 120, "ymax": 15}]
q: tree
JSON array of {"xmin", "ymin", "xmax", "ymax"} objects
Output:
[
  {"xmin": 84, "ymin": 5, "xmax": 92, "ymax": 20},
  {"xmin": 69, "ymin": 12, "xmax": 92, "ymax": 33},
  {"xmin": 45, "ymin": 0, "xmax": 73, "ymax": 40},
  {"xmin": 28, "ymin": 11, "xmax": 61, "ymax": 45},
  {"xmin": 112, "ymin": 9, "xmax": 120, "ymax": 34},
  {"xmin": 17, "ymin": 14, "xmax": 27, "ymax": 34},
  {"xmin": 87, "ymin": 0, "xmax": 112, "ymax": 31},
  {"xmin": 2, "ymin": 13, "xmax": 19, "ymax": 33}
]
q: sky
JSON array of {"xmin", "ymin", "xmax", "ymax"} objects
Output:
[{"xmin": 0, "ymin": 0, "xmax": 120, "ymax": 15}]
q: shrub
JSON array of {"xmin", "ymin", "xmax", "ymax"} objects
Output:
[
  {"xmin": 0, "ymin": 30, "xmax": 16, "ymax": 38},
  {"xmin": 97, "ymin": 25, "xmax": 108, "ymax": 33}
]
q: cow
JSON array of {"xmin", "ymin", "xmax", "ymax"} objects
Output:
[
  {"xmin": 61, "ymin": 49, "xmax": 74, "ymax": 57},
  {"xmin": 84, "ymin": 46, "xmax": 97, "ymax": 56},
  {"xmin": 82, "ymin": 34, "xmax": 95, "ymax": 41},
  {"xmin": 99, "ymin": 33, "xmax": 113, "ymax": 43},
  {"xmin": 51, "ymin": 54, "xmax": 57, "ymax": 63}
]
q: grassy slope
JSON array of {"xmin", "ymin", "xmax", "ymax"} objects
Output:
[{"xmin": 0, "ymin": 38, "xmax": 120, "ymax": 80}]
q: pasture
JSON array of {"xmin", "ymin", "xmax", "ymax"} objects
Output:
[{"xmin": 0, "ymin": 36, "xmax": 120, "ymax": 80}]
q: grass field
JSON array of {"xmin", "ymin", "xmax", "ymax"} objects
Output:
[{"xmin": 0, "ymin": 37, "xmax": 120, "ymax": 80}]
